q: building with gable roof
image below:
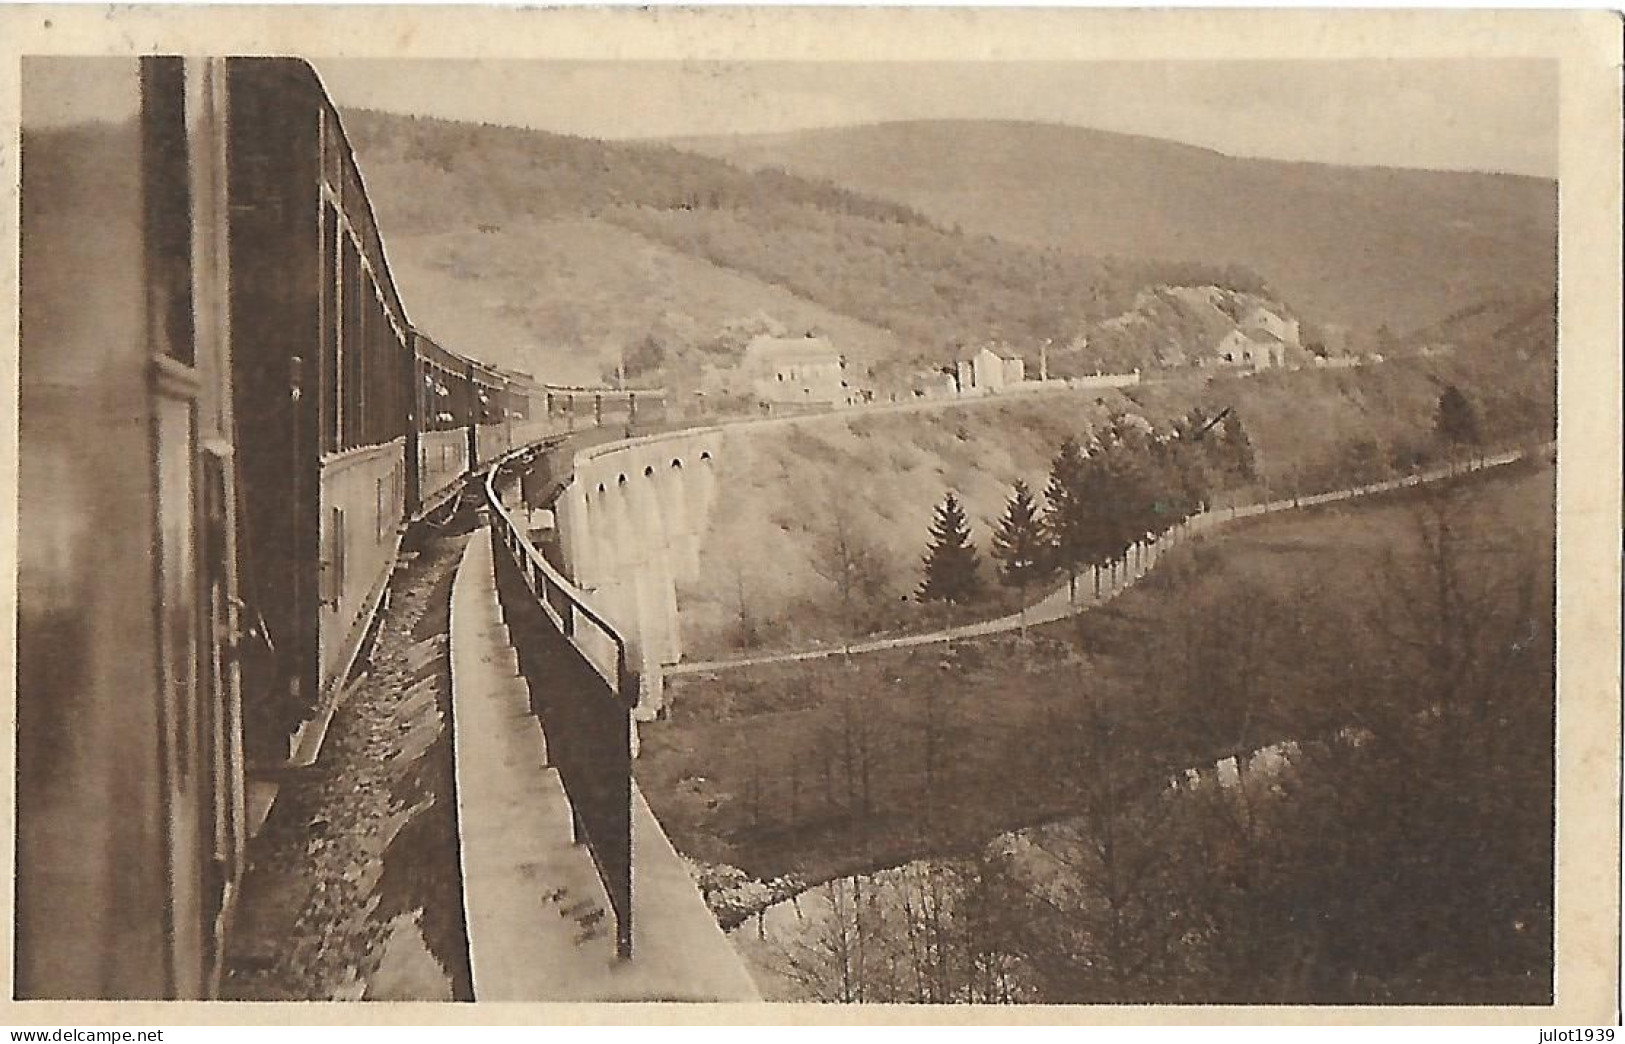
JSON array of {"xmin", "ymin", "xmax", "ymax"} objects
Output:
[
  {"xmin": 744, "ymin": 333, "xmax": 849, "ymax": 408},
  {"xmin": 1215, "ymin": 326, "xmax": 1289, "ymax": 369},
  {"xmin": 955, "ymin": 344, "xmax": 1026, "ymax": 394}
]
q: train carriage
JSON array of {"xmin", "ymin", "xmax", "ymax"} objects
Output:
[
  {"xmin": 470, "ymin": 359, "xmax": 516, "ymax": 465},
  {"xmin": 17, "ymin": 56, "xmax": 423, "ymax": 999},
  {"xmin": 18, "ymin": 55, "xmax": 244, "ymax": 1001},
  {"xmin": 226, "ymin": 58, "xmax": 415, "ymax": 773},
  {"xmin": 15, "ymin": 53, "xmax": 670, "ymax": 1002},
  {"xmin": 413, "ymin": 331, "xmax": 475, "ymax": 514}
]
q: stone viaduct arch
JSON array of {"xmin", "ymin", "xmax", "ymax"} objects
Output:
[{"xmin": 555, "ymin": 428, "xmax": 721, "ymax": 719}]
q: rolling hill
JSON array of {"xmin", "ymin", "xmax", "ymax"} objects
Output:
[
  {"xmin": 669, "ymin": 120, "xmax": 1558, "ymax": 338},
  {"xmin": 338, "ymin": 109, "xmax": 1284, "ymax": 392},
  {"xmin": 337, "ymin": 108, "xmax": 1554, "ymax": 402}
]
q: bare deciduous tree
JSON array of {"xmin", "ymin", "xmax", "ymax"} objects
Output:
[{"xmin": 811, "ymin": 508, "xmax": 891, "ymax": 656}]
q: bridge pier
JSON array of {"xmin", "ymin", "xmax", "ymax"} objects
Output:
[{"xmin": 557, "ymin": 430, "xmax": 723, "ymax": 721}]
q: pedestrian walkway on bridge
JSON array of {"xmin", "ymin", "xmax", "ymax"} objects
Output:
[{"xmin": 448, "ymin": 528, "xmax": 759, "ymax": 1001}]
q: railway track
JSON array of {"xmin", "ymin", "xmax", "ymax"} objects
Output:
[{"xmin": 223, "ymin": 495, "xmax": 485, "ymax": 1000}]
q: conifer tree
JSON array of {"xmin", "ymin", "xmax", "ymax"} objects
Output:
[
  {"xmin": 1169, "ymin": 411, "xmax": 1216, "ymax": 516},
  {"xmin": 1220, "ymin": 412, "xmax": 1258, "ymax": 482},
  {"xmin": 918, "ymin": 491, "xmax": 982, "ymax": 604},
  {"xmin": 1042, "ymin": 437, "xmax": 1094, "ymax": 603},
  {"xmin": 1435, "ymin": 384, "xmax": 1482, "ymax": 451},
  {"xmin": 1147, "ymin": 432, "xmax": 1192, "ymax": 529},
  {"xmin": 1099, "ymin": 426, "xmax": 1159, "ymax": 562},
  {"xmin": 992, "ymin": 480, "xmax": 1052, "ymax": 634}
]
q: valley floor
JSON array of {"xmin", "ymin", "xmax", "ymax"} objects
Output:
[{"xmin": 638, "ymin": 457, "xmax": 1556, "ymax": 1003}]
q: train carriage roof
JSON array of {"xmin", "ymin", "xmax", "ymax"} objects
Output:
[{"xmin": 231, "ymin": 58, "xmax": 412, "ymax": 337}]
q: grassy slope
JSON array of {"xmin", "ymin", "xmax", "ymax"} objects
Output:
[
  {"xmin": 677, "ymin": 349, "xmax": 1554, "ymax": 659},
  {"xmin": 671, "ymin": 120, "xmax": 1558, "ymax": 336},
  {"xmin": 603, "ymin": 203, "xmax": 1272, "ymax": 374},
  {"xmin": 385, "ymin": 218, "xmax": 911, "ymax": 387},
  {"xmin": 1128, "ymin": 349, "xmax": 1555, "ymax": 490},
  {"xmin": 681, "ymin": 391, "xmax": 1117, "ymax": 657},
  {"xmin": 342, "ymin": 108, "xmax": 922, "ymax": 385},
  {"xmin": 642, "ymin": 457, "xmax": 1556, "ymax": 886}
]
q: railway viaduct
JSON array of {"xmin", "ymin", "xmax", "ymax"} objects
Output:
[
  {"xmin": 554, "ymin": 427, "xmax": 723, "ymax": 717},
  {"xmin": 546, "ymin": 383, "xmax": 1125, "ymax": 718}
]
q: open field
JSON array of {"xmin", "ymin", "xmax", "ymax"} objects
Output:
[{"xmin": 641, "ymin": 455, "xmax": 1555, "ymax": 889}]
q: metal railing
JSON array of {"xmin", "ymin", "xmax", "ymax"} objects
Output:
[{"xmin": 482, "ymin": 447, "xmax": 636, "ymax": 958}]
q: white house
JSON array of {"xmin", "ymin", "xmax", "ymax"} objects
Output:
[
  {"xmin": 744, "ymin": 334, "xmax": 848, "ymax": 407},
  {"xmin": 956, "ymin": 345, "xmax": 1026, "ymax": 394},
  {"xmin": 1215, "ymin": 327, "xmax": 1288, "ymax": 370},
  {"xmin": 1207, "ymin": 303, "xmax": 1301, "ymax": 370},
  {"xmin": 1240, "ymin": 305, "xmax": 1302, "ymax": 348}
]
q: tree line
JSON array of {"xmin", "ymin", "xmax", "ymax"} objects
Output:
[{"xmin": 918, "ymin": 409, "xmax": 1258, "ymax": 612}]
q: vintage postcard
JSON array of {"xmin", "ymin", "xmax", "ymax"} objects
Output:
[{"xmin": 1, "ymin": 4, "xmax": 1620, "ymax": 1027}]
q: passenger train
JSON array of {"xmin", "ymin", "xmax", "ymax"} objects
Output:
[{"xmin": 15, "ymin": 56, "xmax": 661, "ymax": 999}]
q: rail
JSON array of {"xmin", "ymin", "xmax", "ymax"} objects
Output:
[{"xmin": 481, "ymin": 444, "xmax": 637, "ymax": 959}]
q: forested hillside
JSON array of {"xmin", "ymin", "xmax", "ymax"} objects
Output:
[
  {"xmin": 1406, "ymin": 291, "xmax": 1560, "ymax": 360},
  {"xmin": 673, "ymin": 119, "xmax": 1558, "ymax": 338}
]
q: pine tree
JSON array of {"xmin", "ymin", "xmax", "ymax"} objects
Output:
[
  {"xmin": 1042, "ymin": 437, "xmax": 1093, "ymax": 603},
  {"xmin": 1171, "ymin": 410, "xmax": 1216, "ymax": 515},
  {"xmin": 1220, "ymin": 412, "xmax": 1258, "ymax": 482},
  {"xmin": 1435, "ymin": 384, "xmax": 1482, "ymax": 450},
  {"xmin": 918, "ymin": 491, "xmax": 982, "ymax": 604},
  {"xmin": 1147, "ymin": 432, "xmax": 1195, "ymax": 529},
  {"xmin": 1099, "ymin": 427, "xmax": 1158, "ymax": 562},
  {"xmin": 992, "ymin": 481, "xmax": 1051, "ymax": 635}
]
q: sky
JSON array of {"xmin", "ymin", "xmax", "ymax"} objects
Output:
[{"xmin": 318, "ymin": 58, "xmax": 1559, "ymax": 178}]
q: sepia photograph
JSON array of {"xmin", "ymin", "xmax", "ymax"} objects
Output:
[{"xmin": 3, "ymin": 5, "xmax": 1619, "ymax": 1024}]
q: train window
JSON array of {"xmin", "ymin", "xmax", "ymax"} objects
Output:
[
  {"xmin": 322, "ymin": 507, "xmax": 346, "ymax": 608},
  {"xmin": 340, "ymin": 235, "xmax": 361, "ymax": 450},
  {"xmin": 320, "ymin": 203, "xmax": 339, "ymax": 454},
  {"xmin": 368, "ymin": 294, "xmax": 384, "ymax": 444},
  {"xmin": 357, "ymin": 277, "xmax": 373, "ymax": 446},
  {"xmin": 361, "ymin": 293, "xmax": 373, "ymax": 445},
  {"xmin": 364, "ymin": 283, "xmax": 381, "ymax": 444},
  {"xmin": 154, "ymin": 396, "xmax": 199, "ymax": 789},
  {"xmin": 141, "ymin": 57, "xmax": 195, "ymax": 367}
]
